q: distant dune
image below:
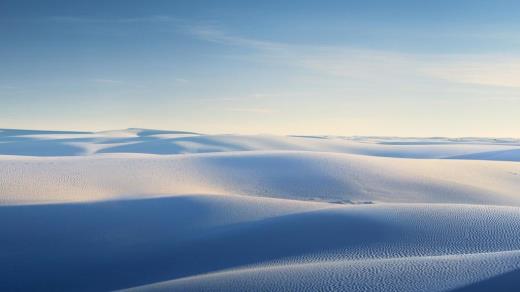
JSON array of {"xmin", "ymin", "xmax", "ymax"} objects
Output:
[{"xmin": 1, "ymin": 129, "xmax": 519, "ymax": 291}]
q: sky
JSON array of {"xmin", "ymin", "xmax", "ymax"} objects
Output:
[{"xmin": 1, "ymin": 0, "xmax": 520, "ymax": 137}]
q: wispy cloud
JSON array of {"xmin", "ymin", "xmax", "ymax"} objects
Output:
[
  {"xmin": 174, "ymin": 78, "xmax": 189, "ymax": 84},
  {"xmin": 48, "ymin": 15, "xmax": 178, "ymax": 24},
  {"xmin": 478, "ymin": 96, "xmax": 520, "ymax": 102},
  {"xmin": 225, "ymin": 107, "xmax": 276, "ymax": 114},
  {"xmin": 217, "ymin": 93, "xmax": 283, "ymax": 101},
  {"xmin": 421, "ymin": 55, "xmax": 520, "ymax": 88},
  {"xmin": 184, "ymin": 25, "xmax": 284, "ymax": 51},
  {"xmin": 181, "ymin": 25, "xmax": 520, "ymax": 89},
  {"xmin": 92, "ymin": 79, "xmax": 123, "ymax": 84},
  {"xmin": 35, "ymin": 17, "xmax": 520, "ymax": 89}
]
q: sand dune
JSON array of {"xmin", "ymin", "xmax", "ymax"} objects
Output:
[
  {"xmin": 1, "ymin": 129, "xmax": 519, "ymax": 291},
  {"xmin": 2, "ymin": 128, "xmax": 519, "ymax": 160},
  {"xmin": 126, "ymin": 251, "xmax": 520, "ymax": 292},
  {"xmin": 2, "ymin": 151, "xmax": 519, "ymax": 206}
]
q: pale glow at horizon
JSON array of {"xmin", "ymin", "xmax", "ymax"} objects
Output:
[{"xmin": 1, "ymin": 0, "xmax": 519, "ymax": 137}]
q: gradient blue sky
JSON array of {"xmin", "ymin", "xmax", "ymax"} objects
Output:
[{"xmin": 1, "ymin": 0, "xmax": 519, "ymax": 136}]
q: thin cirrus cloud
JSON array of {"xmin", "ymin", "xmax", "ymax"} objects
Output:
[
  {"xmin": 215, "ymin": 93, "xmax": 298, "ymax": 101},
  {"xmin": 185, "ymin": 25, "xmax": 285, "ymax": 51},
  {"xmin": 422, "ymin": 56, "xmax": 520, "ymax": 88},
  {"xmin": 186, "ymin": 24, "xmax": 520, "ymax": 89},
  {"xmin": 47, "ymin": 15, "xmax": 178, "ymax": 24},
  {"xmin": 174, "ymin": 78, "xmax": 189, "ymax": 84},
  {"xmin": 92, "ymin": 79, "xmax": 123, "ymax": 84},
  {"xmin": 42, "ymin": 16, "xmax": 520, "ymax": 89},
  {"xmin": 225, "ymin": 107, "xmax": 276, "ymax": 114}
]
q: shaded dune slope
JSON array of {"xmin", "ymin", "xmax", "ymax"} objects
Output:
[{"xmin": 2, "ymin": 196, "xmax": 520, "ymax": 291}]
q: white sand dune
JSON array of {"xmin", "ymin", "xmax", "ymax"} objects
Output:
[
  {"xmin": 126, "ymin": 250, "xmax": 520, "ymax": 292},
  {"xmin": 0, "ymin": 128, "xmax": 519, "ymax": 291},
  {"xmin": 2, "ymin": 151, "xmax": 519, "ymax": 206},
  {"xmin": 2, "ymin": 128, "xmax": 520, "ymax": 160}
]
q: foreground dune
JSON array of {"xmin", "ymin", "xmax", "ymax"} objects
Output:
[
  {"xmin": 1, "ymin": 129, "xmax": 519, "ymax": 291},
  {"xmin": 126, "ymin": 250, "xmax": 520, "ymax": 292}
]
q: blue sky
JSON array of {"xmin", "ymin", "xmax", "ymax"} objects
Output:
[{"xmin": 1, "ymin": 0, "xmax": 519, "ymax": 136}]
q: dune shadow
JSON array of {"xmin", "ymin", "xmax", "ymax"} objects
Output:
[
  {"xmin": 95, "ymin": 138, "xmax": 186, "ymax": 154},
  {"xmin": 0, "ymin": 129, "xmax": 93, "ymax": 156},
  {"xmin": 0, "ymin": 196, "xmax": 216, "ymax": 291},
  {"xmin": 452, "ymin": 268, "xmax": 520, "ymax": 291},
  {"xmin": 447, "ymin": 148, "xmax": 520, "ymax": 162},
  {"xmin": 0, "ymin": 128, "xmax": 207, "ymax": 156},
  {"xmin": 164, "ymin": 207, "xmax": 399, "ymax": 280},
  {"xmin": 97, "ymin": 135, "xmax": 248, "ymax": 155},
  {"xmin": 289, "ymin": 135, "xmax": 328, "ymax": 139},
  {"xmin": 0, "ymin": 129, "xmax": 91, "ymax": 137},
  {"xmin": 0, "ymin": 140, "xmax": 86, "ymax": 156},
  {"xmin": 0, "ymin": 196, "xmax": 397, "ymax": 291},
  {"xmin": 129, "ymin": 128, "xmax": 199, "ymax": 137}
]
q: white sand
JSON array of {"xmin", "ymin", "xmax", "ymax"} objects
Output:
[{"xmin": 1, "ymin": 128, "xmax": 519, "ymax": 291}]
